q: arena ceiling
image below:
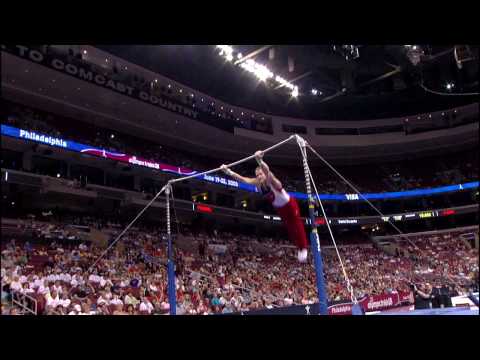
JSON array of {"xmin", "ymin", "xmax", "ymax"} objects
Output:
[{"xmin": 97, "ymin": 45, "xmax": 479, "ymax": 120}]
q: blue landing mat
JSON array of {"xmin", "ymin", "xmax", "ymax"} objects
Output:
[{"xmin": 376, "ymin": 307, "xmax": 479, "ymax": 315}]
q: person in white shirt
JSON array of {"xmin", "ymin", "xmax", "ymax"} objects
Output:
[
  {"xmin": 19, "ymin": 273, "xmax": 28, "ymax": 284},
  {"xmin": 97, "ymin": 291, "xmax": 110, "ymax": 306},
  {"xmin": 88, "ymin": 272, "xmax": 98, "ymax": 283},
  {"xmin": 119, "ymin": 277, "xmax": 129, "ymax": 288},
  {"xmin": 60, "ymin": 293, "xmax": 71, "ymax": 308},
  {"xmin": 104, "ymin": 288, "xmax": 113, "ymax": 301},
  {"xmin": 80, "ymin": 302, "xmax": 96, "ymax": 315},
  {"xmin": 47, "ymin": 272, "xmax": 56, "ymax": 283},
  {"xmin": 21, "ymin": 282, "xmax": 35, "ymax": 295},
  {"xmin": 139, "ymin": 297, "xmax": 154, "ymax": 314},
  {"xmin": 68, "ymin": 304, "xmax": 82, "ymax": 315},
  {"xmin": 124, "ymin": 292, "xmax": 139, "ymax": 306},
  {"xmin": 45, "ymin": 290, "xmax": 60, "ymax": 309},
  {"xmin": 10, "ymin": 276, "xmax": 22, "ymax": 293},
  {"xmin": 148, "ymin": 281, "xmax": 158, "ymax": 293},
  {"xmin": 37, "ymin": 280, "xmax": 51, "ymax": 295},
  {"xmin": 70, "ymin": 274, "xmax": 84, "ymax": 287},
  {"xmin": 61, "ymin": 273, "xmax": 72, "ymax": 283},
  {"xmin": 53, "ymin": 280, "xmax": 63, "ymax": 295},
  {"xmin": 110, "ymin": 294, "xmax": 123, "ymax": 306},
  {"xmin": 33, "ymin": 276, "xmax": 44, "ymax": 289}
]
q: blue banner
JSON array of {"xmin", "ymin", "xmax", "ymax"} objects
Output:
[{"xmin": 2, "ymin": 124, "xmax": 478, "ymax": 201}]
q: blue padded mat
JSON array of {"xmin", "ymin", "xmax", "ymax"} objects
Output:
[{"xmin": 375, "ymin": 307, "xmax": 479, "ymax": 315}]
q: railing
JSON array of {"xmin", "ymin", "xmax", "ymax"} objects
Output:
[{"xmin": 11, "ymin": 291, "xmax": 38, "ymax": 315}]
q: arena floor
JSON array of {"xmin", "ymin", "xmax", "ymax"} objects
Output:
[{"xmin": 374, "ymin": 307, "xmax": 479, "ymax": 315}]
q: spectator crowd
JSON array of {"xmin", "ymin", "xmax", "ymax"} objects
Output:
[{"xmin": 2, "ymin": 217, "xmax": 478, "ymax": 315}]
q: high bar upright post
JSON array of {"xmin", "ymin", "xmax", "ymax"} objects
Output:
[
  {"xmin": 296, "ymin": 135, "xmax": 329, "ymax": 315},
  {"xmin": 165, "ymin": 183, "xmax": 177, "ymax": 315}
]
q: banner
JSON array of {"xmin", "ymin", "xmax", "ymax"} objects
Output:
[
  {"xmin": 228, "ymin": 291, "xmax": 413, "ymax": 315},
  {"xmin": 208, "ymin": 244, "xmax": 228, "ymax": 254}
]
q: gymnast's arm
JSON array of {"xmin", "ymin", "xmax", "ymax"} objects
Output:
[{"xmin": 220, "ymin": 165, "xmax": 258, "ymax": 185}]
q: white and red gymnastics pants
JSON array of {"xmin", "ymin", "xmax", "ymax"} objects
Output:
[{"xmin": 275, "ymin": 196, "xmax": 308, "ymax": 250}]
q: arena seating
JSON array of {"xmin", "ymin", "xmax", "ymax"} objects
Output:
[{"xmin": 1, "ymin": 217, "xmax": 478, "ymax": 315}]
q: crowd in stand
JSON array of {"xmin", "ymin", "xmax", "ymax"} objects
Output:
[
  {"xmin": 3, "ymin": 101, "xmax": 478, "ymax": 196},
  {"xmin": 2, "ymin": 216, "xmax": 478, "ymax": 315}
]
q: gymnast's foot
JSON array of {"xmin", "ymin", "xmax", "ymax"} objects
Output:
[{"xmin": 297, "ymin": 248, "xmax": 308, "ymax": 263}]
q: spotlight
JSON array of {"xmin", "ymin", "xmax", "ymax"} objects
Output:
[
  {"xmin": 57, "ymin": 173, "xmax": 61, "ymax": 178},
  {"xmin": 291, "ymin": 86, "xmax": 299, "ymax": 98},
  {"xmin": 311, "ymin": 88, "xmax": 318, "ymax": 96},
  {"xmin": 445, "ymin": 82, "xmax": 455, "ymax": 90},
  {"xmin": 110, "ymin": 134, "xmax": 115, "ymax": 139},
  {"xmin": 237, "ymin": 53, "xmax": 243, "ymax": 59}
]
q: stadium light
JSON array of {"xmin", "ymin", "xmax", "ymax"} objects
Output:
[
  {"xmin": 311, "ymin": 88, "xmax": 318, "ymax": 96},
  {"xmin": 291, "ymin": 86, "xmax": 299, "ymax": 98},
  {"xmin": 216, "ymin": 45, "xmax": 299, "ymax": 96}
]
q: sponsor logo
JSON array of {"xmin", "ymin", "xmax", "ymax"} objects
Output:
[
  {"xmin": 19, "ymin": 129, "xmax": 67, "ymax": 148},
  {"xmin": 337, "ymin": 219, "xmax": 358, "ymax": 224},
  {"xmin": 366, "ymin": 297, "xmax": 394, "ymax": 310},
  {"xmin": 128, "ymin": 156, "xmax": 160, "ymax": 170},
  {"xmin": 346, "ymin": 194, "xmax": 359, "ymax": 200},
  {"xmin": 329, "ymin": 304, "xmax": 352, "ymax": 314}
]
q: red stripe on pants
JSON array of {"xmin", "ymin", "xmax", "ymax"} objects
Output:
[{"xmin": 276, "ymin": 197, "xmax": 308, "ymax": 249}]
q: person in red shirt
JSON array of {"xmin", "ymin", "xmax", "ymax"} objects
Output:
[{"xmin": 221, "ymin": 150, "xmax": 308, "ymax": 262}]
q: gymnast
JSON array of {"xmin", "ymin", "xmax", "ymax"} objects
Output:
[{"xmin": 221, "ymin": 150, "xmax": 309, "ymax": 262}]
